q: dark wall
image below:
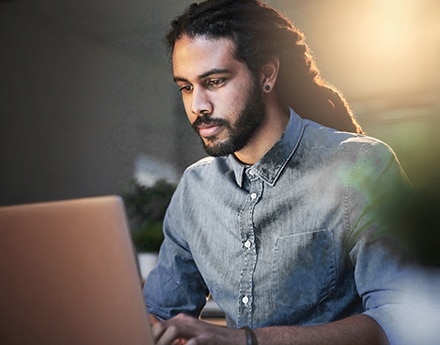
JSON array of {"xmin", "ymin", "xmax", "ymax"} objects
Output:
[{"xmin": 0, "ymin": 0, "xmax": 204, "ymax": 205}]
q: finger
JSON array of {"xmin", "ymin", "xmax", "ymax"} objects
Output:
[
  {"xmin": 185, "ymin": 339, "xmax": 200, "ymax": 345},
  {"xmin": 154, "ymin": 323, "xmax": 182, "ymax": 345},
  {"xmin": 152, "ymin": 322, "xmax": 166, "ymax": 342}
]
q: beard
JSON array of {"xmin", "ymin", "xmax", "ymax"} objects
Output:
[{"xmin": 191, "ymin": 80, "xmax": 265, "ymax": 157}]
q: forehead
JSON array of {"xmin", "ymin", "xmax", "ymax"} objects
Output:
[{"xmin": 172, "ymin": 35, "xmax": 246, "ymax": 79}]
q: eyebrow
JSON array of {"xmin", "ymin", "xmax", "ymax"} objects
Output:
[{"xmin": 173, "ymin": 68, "xmax": 232, "ymax": 83}]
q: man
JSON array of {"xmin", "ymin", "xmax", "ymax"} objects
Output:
[{"xmin": 144, "ymin": 1, "xmax": 410, "ymax": 344}]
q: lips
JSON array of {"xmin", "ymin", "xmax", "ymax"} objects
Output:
[
  {"xmin": 192, "ymin": 116, "xmax": 227, "ymax": 139},
  {"xmin": 197, "ymin": 123, "xmax": 223, "ymax": 138}
]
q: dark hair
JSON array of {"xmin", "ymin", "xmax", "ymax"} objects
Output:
[{"xmin": 166, "ymin": 0, "xmax": 363, "ymax": 134}]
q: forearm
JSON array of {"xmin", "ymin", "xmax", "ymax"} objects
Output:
[
  {"xmin": 253, "ymin": 315, "xmax": 389, "ymax": 345},
  {"xmin": 152, "ymin": 313, "xmax": 390, "ymax": 345}
]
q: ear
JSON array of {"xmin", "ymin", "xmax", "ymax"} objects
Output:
[{"xmin": 259, "ymin": 57, "xmax": 280, "ymax": 93}]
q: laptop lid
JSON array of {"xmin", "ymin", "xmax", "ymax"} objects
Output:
[{"xmin": 0, "ymin": 196, "xmax": 154, "ymax": 345}]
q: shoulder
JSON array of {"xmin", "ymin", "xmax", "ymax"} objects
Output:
[
  {"xmin": 178, "ymin": 155, "xmax": 233, "ymax": 188},
  {"xmin": 302, "ymin": 120, "xmax": 396, "ymax": 158},
  {"xmin": 185, "ymin": 156, "xmax": 217, "ymax": 171}
]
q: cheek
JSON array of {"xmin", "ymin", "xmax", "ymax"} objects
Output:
[{"xmin": 225, "ymin": 87, "xmax": 249, "ymax": 115}]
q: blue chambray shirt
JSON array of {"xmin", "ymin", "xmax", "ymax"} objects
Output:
[{"xmin": 144, "ymin": 109, "xmax": 410, "ymax": 344}]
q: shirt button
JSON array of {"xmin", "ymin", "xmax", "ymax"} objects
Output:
[
  {"xmin": 242, "ymin": 296, "xmax": 249, "ymax": 305},
  {"xmin": 250, "ymin": 193, "xmax": 257, "ymax": 200},
  {"xmin": 244, "ymin": 240, "xmax": 252, "ymax": 249},
  {"xmin": 248, "ymin": 169, "xmax": 255, "ymax": 176}
]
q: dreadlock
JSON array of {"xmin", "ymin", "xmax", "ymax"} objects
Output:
[{"xmin": 166, "ymin": 0, "xmax": 363, "ymax": 134}]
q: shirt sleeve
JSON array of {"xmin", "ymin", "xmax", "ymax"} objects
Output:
[
  {"xmin": 345, "ymin": 139, "xmax": 413, "ymax": 345},
  {"xmin": 143, "ymin": 182, "xmax": 209, "ymax": 320}
]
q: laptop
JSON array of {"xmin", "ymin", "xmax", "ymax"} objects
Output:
[{"xmin": 0, "ymin": 196, "xmax": 154, "ymax": 345}]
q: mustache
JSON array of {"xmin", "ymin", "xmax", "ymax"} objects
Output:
[{"xmin": 192, "ymin": 115, "xmax": 228, "ymax": 128}]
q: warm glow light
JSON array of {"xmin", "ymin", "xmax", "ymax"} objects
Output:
[
  {"xmin": 349, "ymin": 0, "xmax": 430, "ymax": 95},
  {"xmin": 278, "ymin": 0, "xmax": 440, "ymax": 99}
]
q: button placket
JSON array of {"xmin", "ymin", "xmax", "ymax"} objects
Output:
[{"xmin": 237, "ymin": 173, "xmax": 262, "ymax": 328}]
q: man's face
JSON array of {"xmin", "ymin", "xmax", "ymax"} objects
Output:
[{"xmin": 172, "ymin": 35, "xmax": 265, "ymax": 157}]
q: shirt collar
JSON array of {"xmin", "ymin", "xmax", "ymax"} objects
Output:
[{"xmin": 230, "ymin": 108, "xmax": 305, "ymax": 187}]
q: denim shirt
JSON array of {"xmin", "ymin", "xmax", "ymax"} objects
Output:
[{"xmin": 144, "ymin": 109, "xmax": 409, "ymax": 343}]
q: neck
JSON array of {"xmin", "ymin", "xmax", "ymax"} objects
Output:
[{"xmin": 234, "ymin": 101, "xmax": 290, "ymax": 165}]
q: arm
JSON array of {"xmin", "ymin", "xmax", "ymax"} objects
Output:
[
  {"xmin": 151, "ymin": 313, "xmax": 389, "ymax": 345},
  {"xmin": 143, "ymin": 181, "xmax": 210, "ymax": 320},
  {"xmin": 254, "ymin": 314, "xmax": 389, "ymax": 345},
  {"xmin": 344, "ymin": 141, "xmax": 412, "ymax": 345}
]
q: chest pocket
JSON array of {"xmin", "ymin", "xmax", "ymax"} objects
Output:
[{"xmin": 272, "ymin": 229, "xmax": 336, "ymax": 311}]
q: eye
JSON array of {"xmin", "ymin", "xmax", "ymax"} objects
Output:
[
  {"xmin": 179, "ymin": 84, "xmax": 193, "ymax": 93},
  {"xmin": 206, "ymin": 78, "xmax": 225, "ymax": 88}
]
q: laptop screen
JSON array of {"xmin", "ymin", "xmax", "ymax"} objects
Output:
[{"xmin": 0, "ymin": 196, "xmax": 154, "ymax": 345}]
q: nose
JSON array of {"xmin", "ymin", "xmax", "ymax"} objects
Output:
[{"xmin": 191, "ymin": 87, "xmax": 212, "ymax": 117}]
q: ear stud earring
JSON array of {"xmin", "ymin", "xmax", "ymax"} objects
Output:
[{"xmin": 264, "ymin": 85, "xmax": 271, "ymax": 91}]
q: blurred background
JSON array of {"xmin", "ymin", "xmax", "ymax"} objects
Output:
[{"xmin": 1, "ymin": 0, "xmax": 439, "ymax": 206}]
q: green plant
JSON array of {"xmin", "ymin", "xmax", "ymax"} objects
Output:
[{"xmin": 122, "ymin": 179, "xmax": 176, "ymax": 252}]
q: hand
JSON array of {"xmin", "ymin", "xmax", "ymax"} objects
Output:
[{"xmin": 152, "ymin": 313, "xmax": 244, "ymax": 345}]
